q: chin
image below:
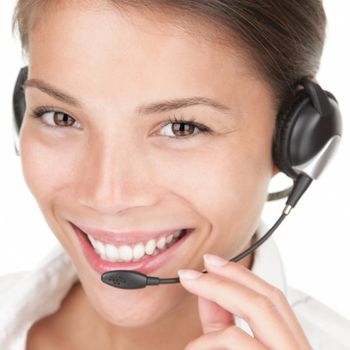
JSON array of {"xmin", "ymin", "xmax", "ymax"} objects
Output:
[{"xmin": 79, "ymin": 270, "xmax": 187, "ymax": 328}]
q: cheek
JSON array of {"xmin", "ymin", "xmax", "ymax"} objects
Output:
[
  {"xmin": 20, "ymin": 128, "xmax": 76, "ymax": 204},
  {"xmin": 162, "ymin": 138, "xmax": 272, "ymax": 221},
  {"xmin": 165, "ymin": 133, "xmax": 273, "ymax": 255}
]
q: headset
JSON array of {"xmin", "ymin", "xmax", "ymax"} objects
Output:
[{"xmin": 13, "ymin": 66, "xmax": 342, "ymax": 289}]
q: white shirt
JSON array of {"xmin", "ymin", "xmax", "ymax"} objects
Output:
[{"xmin": 0, "ymin": 221, "xmax": 350, "ymax": 350}]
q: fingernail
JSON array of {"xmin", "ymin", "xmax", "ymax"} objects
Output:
[
  {"xmin": 204, "ymin": 254, "xmax": 228, "ymax": 267},
  {"xmin": 178, "ymin": 269, "xmax": 203, "ymax": 280}
]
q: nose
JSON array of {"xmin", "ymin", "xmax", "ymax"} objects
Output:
[{"xmin": 76, "ymin": 132, "xmax": 160, "ymax": 215}]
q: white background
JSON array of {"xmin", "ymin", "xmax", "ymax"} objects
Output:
[{"xmin": 1, "ymin": 1, "xmax": 349, "ymax": 321}]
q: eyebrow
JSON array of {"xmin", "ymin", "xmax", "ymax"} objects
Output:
[{"xmin": 23, "ymin": 79, "xmax": 232, "ymax": 115}]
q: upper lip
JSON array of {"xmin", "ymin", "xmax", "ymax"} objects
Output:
[{"xmin": 71, "ymin": 222, "xmax": 186, "ymax": 245}]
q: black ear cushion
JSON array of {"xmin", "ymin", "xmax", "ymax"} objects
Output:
[
  {"xmin": 13, "ymin": 67, "xmax": 28, "ymax": 135},
  {"xmin": 273, "ymin": 89, "xmax": 310, "ymax": 179}
]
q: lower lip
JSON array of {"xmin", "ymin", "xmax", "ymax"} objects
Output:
[{"xmin": 72, "ymin": 223, "xmax": 191, "ymax": 276}]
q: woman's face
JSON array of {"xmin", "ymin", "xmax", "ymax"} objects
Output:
[{"xmin": 20, "ymin": 2, "xmax": 279, "ymax": 327}]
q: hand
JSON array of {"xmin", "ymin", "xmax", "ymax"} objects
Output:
[{"xmin": 178, "ymin": 254, "xmax": 312, "ymax": 350}]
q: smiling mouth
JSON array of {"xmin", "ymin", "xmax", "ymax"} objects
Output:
[{"xmin": 79, "ymin": 228, "xmax": 188, "ymax": 263}]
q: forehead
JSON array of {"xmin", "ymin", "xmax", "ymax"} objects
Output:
[{"xmin": 27, "ymin": 1, "xmax": 264, "ymax": 109}]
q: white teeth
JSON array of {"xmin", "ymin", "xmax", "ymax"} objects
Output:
[
  {"xmin": 88, "ymin": 234, "xmax": 97, "ymax": 249},
  {"xmin": 156, "ymin": 236, "xmax": 166, "ymax": 249},
  {"xmin": 86, "ymin": 229, "xmax": 186, "ymax": 263},
  {"xmin": 152, "ymin": 248, "xmax": 161, "ymax": 256},
  {"xmin": 95, "ymin": 241, "xmax": 106, "ymax": 258},
  {"xmin": 119, "ymin": 245, "xmax": 133, "ymax": 262},
  {"xmin": 145, "ymin": 239, "xmax": 156, "ymax": 255},
  {"xmin": 173, "ymin": 230, "xmax": 182, "ymax": 238},
  {"xmin": 133, "ymin": 243, "xmax": 145, "ymax": 260},
  {"xmin": 105, "ymin": 244, "xmax": 119, "ymax": 262},
  {"xmin": 166, "ymin": 234, "xmax": 173, "ymax": 243}
]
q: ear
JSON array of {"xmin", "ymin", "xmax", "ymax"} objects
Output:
[{"xmin": 272, "ymin": 164, "xmax": 280, "ymax": 177}]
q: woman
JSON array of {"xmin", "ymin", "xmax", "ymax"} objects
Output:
[{"xmin": 1, "ymin": 0, "xmax": 349, "ymax": 349}]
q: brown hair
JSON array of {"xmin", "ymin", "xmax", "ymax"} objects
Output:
[{"xmin": 12, "ymin": 0, "xmax": 327, "ymax": 108}]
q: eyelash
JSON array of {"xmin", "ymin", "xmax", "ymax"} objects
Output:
[
  {"xmin": 29, "ymin": 107, "xmax": 213, "ymax": 139},
  {"xmin": 30, "ymin": 107, "xmax": 81, "ymax": 129}
]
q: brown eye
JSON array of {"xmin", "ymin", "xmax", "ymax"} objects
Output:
[
  {"xmin": 52, "ymin": 112, "xmax": 76, "ymax": 127},
  {"xmin": 31, "ymin": 109, "xmax": 82, "ymax": 129},
  {"xmin": 159, "ymin": 118, "xmax": 210, "ymax": 139},
  {"xmin": 171, "ymin": 122, "xmax": 197, "ymax": 137}
]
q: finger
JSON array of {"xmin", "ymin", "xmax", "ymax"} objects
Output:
[
  {"xmin": 184, "ymin": 325, "xmax": 269, "ymax": 350},
  {"xmin": 203, "ymin": 254, "xmax": 311, "ymax": 348},
  {"xmin": 178, "ymin": 269, "xmax": 300, "ymax": 350},
  {"xmin": 197, "ymin": 295, "xmax": 235, "ymax": 334}
]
